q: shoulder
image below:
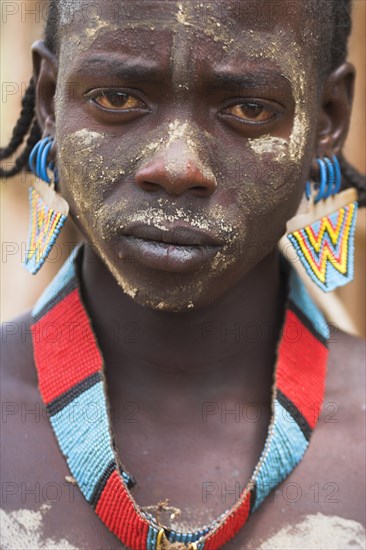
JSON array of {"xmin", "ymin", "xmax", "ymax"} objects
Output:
[
  {"xmin": 327, "ymin": 328, "xmax": 365, "ymax": 404},
  {"xmin": 1, "ymin": 311, "xmax": 37, "ymax": 393},
  {"xmin": 328, "ymin": 327, "xmax": 365, "ymax": 365},
  {"xmin": 1, "ymin": 311, "xmax": 65, "ymax": 507},
  {"xmin": 0, "ymin": 313, "xmax": 118, "ymax": 549},
  {"xmin": 317, "ymin": 330, "xmax": 365, "ymax": 519},
  {"xmin": 325, "ymin": 328, "xmax": 365, "ymax": 432},
  {"xmin": 0, "ymin": 311, "xmax": 40, "ymax": 455}
]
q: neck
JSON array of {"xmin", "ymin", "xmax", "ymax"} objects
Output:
[{"xmin": 80, "ymin": 243, "xmax": 286, "ymax": 402}]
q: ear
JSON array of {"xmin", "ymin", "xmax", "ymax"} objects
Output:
[
  {"xmin": 316, "ymin": 62, "xmax": 355, "ymax": 157},
  {"xmin": 32, "ymin": 40, "xmax": 58, "ymax": 139}
]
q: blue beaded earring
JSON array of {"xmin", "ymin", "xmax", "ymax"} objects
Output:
[
  {"xmin": 25, "ymin": 137, "xmax": 69, "ymax": 274},
  {"xmin": 285, "ymin": 155, "xmax": 358, "ymax": 292}
]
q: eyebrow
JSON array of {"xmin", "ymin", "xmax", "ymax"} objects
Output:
[
  {"xmin": 72, "ymin": 56, "xmax": 164, "ymax": 82},
  {"xmin": 71, "ymin": 55, "xmax": 291, "ymax": 93},
  {"xmin": 206, "ymin": 68, "xmax": 291, "ymax": 91}
]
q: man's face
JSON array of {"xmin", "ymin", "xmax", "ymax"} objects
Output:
[{"xmin": 55, "ymin": 0, "xmax": 320, "ymax": 311}]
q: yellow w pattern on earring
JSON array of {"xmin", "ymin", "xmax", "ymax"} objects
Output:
[
  {"xmin": 287, "ymin": 201, "xmax": 358, "ymax": 292},
  {"xmin": 24, "ymin": 186, "xmax": 67, "ymax": 275}
]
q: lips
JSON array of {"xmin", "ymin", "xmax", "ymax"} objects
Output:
[
  {"xmin": 122, "ymin": 222, "xmax": 225, "ymax": 247},
  {"xmin": 117, "ymin": 222, "xmax": 224, "ymax": 272}
]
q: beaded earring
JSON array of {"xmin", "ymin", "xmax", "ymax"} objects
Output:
[
  {"xmin": 25, "ymin": 137, "xmax": 69, "ymax": 274},
  {"xmin": 285, "ymin": 155, "xmax": 358, "ymax": 292}
]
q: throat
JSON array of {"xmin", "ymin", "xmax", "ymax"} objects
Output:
[
  {"xmin": 78, "ymin": 245, "xmax": 285, "ymax": 523},
  {"xmin": 80, "ymin": 244, "xmax": 287, "ymax": 401},
  {"xmin": 78, "ymin": 249, "xmax": 284, "ymax": 525}
]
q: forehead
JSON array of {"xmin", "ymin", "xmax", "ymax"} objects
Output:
[
  {"xmin": 59, "ymin": 0, "xmax": 317, "ymax": 29},
  {"xmin": 58, "ymin": 0, "xmax": 320, "ymax": 64},
  {"xmin": 56, "ymin": 1, "xmax": 323, "ymax": 103}
]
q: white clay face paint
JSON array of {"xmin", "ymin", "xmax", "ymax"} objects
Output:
[
  {"xmin": 229, "ymin": 28, "xmax": 316, "ymax": 167},
  {"xmin": 66, "ymin": 128, "xmax": 105, "ymax": 147},
  {"xmin": 176, "ymin": 2, "xmax": 192, "ymax": 27},
  {"xmin": 58, "ymin": 2, "xmax": 314, "ymax": 172},
  {"xmin": 248, "ymin": 135, "xmax": 288, "ymax": 163}
]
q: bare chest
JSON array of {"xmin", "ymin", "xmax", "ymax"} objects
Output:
[{"xmin": 2, "ymin": 383, "xmax": 365, "ymax": 550}]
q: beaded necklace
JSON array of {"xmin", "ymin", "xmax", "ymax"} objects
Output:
[{"xmin": 31, "ymin": 245, "xmax": 329, "ymax": 550}]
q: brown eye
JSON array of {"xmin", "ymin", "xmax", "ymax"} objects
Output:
[
  {"xmin": 228, "ymin": 102, "xmax": 274, "ymax": 122},
  {"xmin": 92, "ymin": 91, "xmax": 143, "ymax": 111}
]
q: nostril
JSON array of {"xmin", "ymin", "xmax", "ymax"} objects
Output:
[
  {"xmin": 139, "ymin": 181, "xmax": 161, "ymax": 192},
  {"xmin": 190, "ymin": 186, "xmax": 212, "ymax": 197}
]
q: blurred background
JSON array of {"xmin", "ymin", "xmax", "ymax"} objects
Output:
[{"xmin": 1, "ymin": 0, "xmax": 365, "ymax": 336}]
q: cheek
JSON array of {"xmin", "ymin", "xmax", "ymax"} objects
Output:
[
  {"xmin": 233, "ymin": 119, "xmax": 313, "ymax": 230},
  {"xmin": 212, "ymin": 145, "xmax": 308, "ymax": 272},
  {"xmin": 57, "ymin": 129, "xmax": 141, "ymax": 239},
  {"xmin": 222, "ymin": 149, "xmax": 305, "ymax": 224},
  {"xmin": 58, "ymin": 129, "xmax": 107, "ymax": 220}
]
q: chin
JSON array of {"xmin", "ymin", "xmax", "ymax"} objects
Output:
[
  {"xmin": 112, "ymin": 259, "xmax": 264, "ymax": 316},
  {"xmin": 110, "ymin": 269, "xmax": 217, "ymax": 313},
  {"xmin": 141, "ymin": 299, "xmax": 196, "ymax": 313},
  {"xmin": 99, "ymin": 242, "xmax": 255, "ymax": 314},
  {"xmin": 117, "ymin": 281, "xmax": 204, "ymax": 313}
]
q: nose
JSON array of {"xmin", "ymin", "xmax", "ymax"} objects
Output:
[{"xmin": 134, "ymin": 141, "xmax": 217, "ymax": 198}]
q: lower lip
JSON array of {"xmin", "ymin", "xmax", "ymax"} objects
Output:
[{"xmin": 118, "ymin": 236, "xmax": 221, "ymax": 272}]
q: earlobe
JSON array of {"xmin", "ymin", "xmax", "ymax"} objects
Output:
[
  {"xmin": 31, "ymin": 40, "xmax": 58, "ymax": 138},
  {"xmin": 317, "ymin": 62, "xmax": 355, "ymax": 156}
]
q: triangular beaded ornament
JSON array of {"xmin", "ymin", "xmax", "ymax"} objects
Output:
[
  {"xmin": 285, "ymin": 188, "xmax": 358, "ymax": 292},
  {"xmin": 24, "ymin": 179, "xmax": 69, "ymax": 274}
]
